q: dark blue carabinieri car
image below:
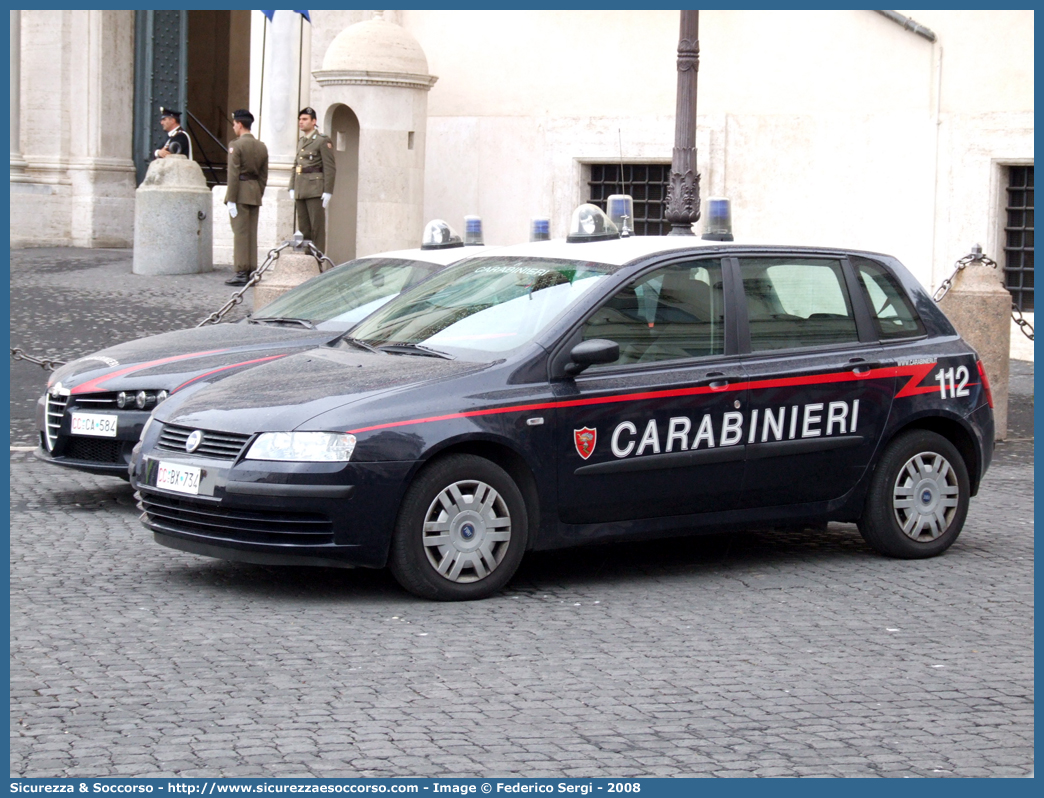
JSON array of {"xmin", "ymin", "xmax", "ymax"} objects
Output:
[{"xmin": 130, "ymin": 207, "xmax": 995, "ymax": 600}]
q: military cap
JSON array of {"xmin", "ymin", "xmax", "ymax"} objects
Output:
[
  {"xmin": 159, "ymin": 106, "xmax": 181, "ymax": 120},
  {"xmin": 299, "ymin": 107, "xmax": 317, "ymax": 119}
]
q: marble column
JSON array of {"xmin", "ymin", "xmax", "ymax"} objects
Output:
[
  {"xmin": 68, "ymin": 10, "xmax": 137, "ymax": 247},
  {"xmin": 254, "ymin": 11, "xmax": 304, "ymax": 252},
  {"xmin": 216, "ymin": 10, "xmax": 306, "ymax": 265},
  {"xmin": 10, "ymin": 10, "xmax": 29, "ymax": 181}
]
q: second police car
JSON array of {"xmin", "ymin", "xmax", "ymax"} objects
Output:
[
  {"xmin": 130, "ymin": 205, "xmax": 995, "ymax": 601},
  {"xmin": 37, "ymin": 222, "xmax": 483, "ymax": 478}
]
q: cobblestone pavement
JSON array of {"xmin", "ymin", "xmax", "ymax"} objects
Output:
[
  {"xmin": 9, "ymin": 450, "xmax": 1034, "ymax": 778},
  {"xmin": 9, "ymin": 249, "xmax": 1034, "ymax": 778}
]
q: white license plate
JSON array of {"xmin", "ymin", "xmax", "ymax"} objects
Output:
[
  {"xmin": 70, "ymin": 412, "xmax": 118, "ymax": 438},
  {"xmin": 155, "ymin": 461, "xmax": 202, "ymax": 495}
]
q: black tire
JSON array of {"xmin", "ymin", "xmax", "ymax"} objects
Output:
[
  {"xmin": 389, "ymin": 454, "xmax": 528, "ymax": 601},
  {"xmin": 858, "ymin": 429, "xmax": 970, "ymax": 559}
]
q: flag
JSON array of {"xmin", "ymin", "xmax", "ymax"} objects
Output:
[{"xmin": 259, "ymin": 10, "xmax": 309, "ymax": 23}]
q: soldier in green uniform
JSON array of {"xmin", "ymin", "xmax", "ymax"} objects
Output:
[
  {"xmin": 224, "ymin": 109, "xmax": 269, "ymax": 286},
  {"xmin": 288, "ymin": 107, "xmax": 336, "ymax": 252}
]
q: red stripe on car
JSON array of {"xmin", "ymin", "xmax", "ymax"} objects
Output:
[
  {"xmin": 70, "ymin": 349, "xmax": 230, "ymax": 395},
  {"xmin": 347, "ymin": 363, "xmax": 939, "ymax": 435}
]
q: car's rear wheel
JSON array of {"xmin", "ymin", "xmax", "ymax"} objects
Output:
[
  {"xmin": 389, "ymin": 454, "xmax": 528, "ymax": 600},
  {"xmin": 858, "ymin": 429, "xmax": 969, "ymax": 558}
]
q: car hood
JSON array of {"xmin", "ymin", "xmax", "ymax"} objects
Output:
[
  {"xmin": 48, "ymin": 324, "xmax": 337, "ymax": 395},
  {"xmin": 155, "ymin": 346, "xmax": 491, "ymax": 435}
]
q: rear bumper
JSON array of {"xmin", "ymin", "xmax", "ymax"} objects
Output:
[{"xmin": 968, "ymin": 401, "xmax": 995, "ymax": 495}]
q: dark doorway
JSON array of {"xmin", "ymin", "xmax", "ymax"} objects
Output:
[{"xmin": 133, "ymin": 10, "xmax": 250, "ymax": 187}]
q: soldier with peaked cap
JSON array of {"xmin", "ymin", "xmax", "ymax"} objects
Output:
[
  {"xmin": 154, "ymin": 107, "xmax": 192, "ymax": 160},
  {"xmin": 288, "ymin": 107, "xmax": 336, "ymax": 252},
  {"xmin": 224, "ymin": 109, "xmax": 269, "ymax": 286}
]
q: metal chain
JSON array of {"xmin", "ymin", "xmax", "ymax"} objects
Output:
[
  {"xmin": 305, "ymin": 241, "xmax": 338, "ymax": 273},
  {"xmin": 933, "ymin": 247, "xmax": 1033, "ymax": 340},
  {"xmin": 11, "ymin": 348, "xmax": 66, "ymax": 372},
  {"xmin": 196, "ymin": 242, "xmax": 292, "ymax": 327},
  {"xmin": 1011, "ymin": 304, "xmax": 1034, "ymax": 341}
]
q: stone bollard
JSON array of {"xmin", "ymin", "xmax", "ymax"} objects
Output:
[
  {"xmin": 937, "ymin": 256, "xmax": 1011, "ymax": 439},
  {"xmin": 133, "ymin": 155, "xmax": 212, "ymax": 275},
  {"xmin": 253, "ymin": 244, "xmax": 324, "ymax": 311}
]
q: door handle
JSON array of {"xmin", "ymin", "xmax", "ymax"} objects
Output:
[
  {"xmin": 848, "ymin": 358, "xmax": 880, "ymax": 375},
  {"xmin": 704, "ymin": 371, "xmax": 731, "ymax": 390}
]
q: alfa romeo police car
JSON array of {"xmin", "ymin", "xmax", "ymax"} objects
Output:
[
  {"xmin": 130, "ymin": 205, "xmax": 994, "ymax": 601},
  {"xmin": 37, "ymin": 222, "xmax": 483, "ymax": 478}
]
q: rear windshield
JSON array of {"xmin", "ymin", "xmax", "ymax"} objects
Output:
[
  {"xmin": 349, "ymin": 256, "xmax": 615, "ymax": 360},
  {"xmin": 253, "ymin": 257, "xmax": 442, "ymax": 331}
]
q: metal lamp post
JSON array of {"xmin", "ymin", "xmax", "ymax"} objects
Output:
[{"xmin": 665, "ymin": 10, "xmax": 701, "ymax": 235}]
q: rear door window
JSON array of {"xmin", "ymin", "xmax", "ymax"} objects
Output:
[{"xmin": 739, "ymin": 258, "xmax": 859, "ymax": 351}]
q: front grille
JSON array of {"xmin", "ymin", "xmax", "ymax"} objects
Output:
[
  {"xmin": 157, "ymin": 424, "xmax": 252, "ymax": 460},
  {"xmin": 138, "ymin": 490, "xmax": 334, "ymax": 546},
  {"xmin": 66, "ymin": 437, "xmax": 125, "ymax": 464},
  {"xmin": 72, "ymin": 392, "xmax": 119, "ymax": 407},
  {"xmin": 44, "ymin": 392, "xmax": 68, "ymax": 452}
]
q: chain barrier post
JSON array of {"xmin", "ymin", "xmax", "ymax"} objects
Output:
[
  {"xmin": 252, "ymin": 234, "xmax": 328, "ymax": 309},
  {"xmin": 196, "ymin": 241, "xmax": 292, "ymax": 327},
  {"xmin": 935, "ymin": 244, "xmax": 1012, "ymax": 439}
]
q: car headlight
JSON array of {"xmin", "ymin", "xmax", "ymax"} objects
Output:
[{"xmin": 244, "ymin": 432, "xmax": 357, "ymax": 462}]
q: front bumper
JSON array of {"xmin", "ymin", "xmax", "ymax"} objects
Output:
[
  {"xmin": 36, "ymin": 394, "xmax": 152, "ymax": 478},
  {"xmin": 132, "ymin": 451, "xmax": 418, "ymax": 569},
  {"xmin": 34, "ymin": 443, "xmax": 133, "ymax": 478}
]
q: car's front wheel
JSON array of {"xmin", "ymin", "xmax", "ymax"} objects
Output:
[
  {"xmin": 858, "ymin": 429, "xmax": 970, "ymax": 558},
  {"xmin": 389, "ymin": 454, "xmax": 528, "ymax": 600}
]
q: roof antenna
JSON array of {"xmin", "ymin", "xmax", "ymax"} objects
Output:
[
  {"xmin": 618, "ymin": 128, "xmax": 627, "ymax": 198},
  {"xmin": 609, "ymin": 129, "xmax": 633, "ymax": 237}
]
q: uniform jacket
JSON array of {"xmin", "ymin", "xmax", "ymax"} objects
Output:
[
  {"xmin": 290, "ymin": 130, "xmax": 336, "ymax": 198},
  {"xmin": 224, "ymin": 133, "xmax": 269, "ymax": 206},
  {"xmin": 158, "ymin": 127, "xmax": 192, "ymax": 159}
]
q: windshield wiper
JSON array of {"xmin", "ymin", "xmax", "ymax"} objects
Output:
[
  {"xmin": 377, "ymin": 342, "xmax": 455, "ymax": 360},
  {"xmin": 339, "ymin": 336, "xmax": 380, "ymax": 353},
  {"xmin": 249, "ymin": 316, "xmax": 316, "ymax": 329}
]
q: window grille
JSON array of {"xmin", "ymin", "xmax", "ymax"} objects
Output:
[
  {"xmin": 588, "ymin": 164, "xmax": 671, "ymax": 236},
  {"xmin": 1004, "ymin": 165, "xmax": 1034, "ymax": 311}
]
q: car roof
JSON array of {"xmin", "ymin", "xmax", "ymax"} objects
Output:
[
  {"xmin": 463, "ymin": 237, "xmax": 891, "ymax": 268},
  {"xmin": 358, "ymin": 245, "xmax": 489, "ymax": 267}
]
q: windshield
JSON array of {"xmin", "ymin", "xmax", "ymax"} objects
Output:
[
  {"xmin": 253, "ymin": 257, "xmax": 442, "ymax": 331},
  {"xmin": 349, "ymin": 256, "xmax": 614, "ymax": 359}
]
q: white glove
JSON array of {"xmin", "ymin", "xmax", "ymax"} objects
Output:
[
  {"xmin": 322, "ymin": 192, "xmax": 332, "ymax": 209},
  {"xmin": 227, "ymin": 202, "xmax": 238, "ymax": 219},
  {"xmin": 288, "ymin": 190, "xmax": 295, "ymax": 201}
]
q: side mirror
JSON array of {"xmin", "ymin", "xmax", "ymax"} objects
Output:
[{"xmin": 565, "ymin": 338, "xmax": 619, "ymax": 377}]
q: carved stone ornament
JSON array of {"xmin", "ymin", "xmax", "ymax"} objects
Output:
[
  {"xmin": 677, "ymin": 38, "xmax": 700, "ymax": 72},
  {"xmin": 665, "ymin": 167, "xmax": 702, "ymax": 231}
]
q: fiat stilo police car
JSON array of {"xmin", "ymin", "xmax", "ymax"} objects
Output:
[
  {"xmin": 37, "ymin": 221, "xmax": 483, "ymax": 479},
  {"xmin": 130, "ymin": 206, "xmax": 994, "ymax": 600}
]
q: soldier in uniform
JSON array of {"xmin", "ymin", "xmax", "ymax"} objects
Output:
[
  {"xmin": 288, "ymin": 107, "xmax": 336, "ymax": 252},
  {"xmin": 224, "ymin": 109, "xmax": 269, "ymax": 286},
  {"xmin": 154, "ymin": 107, "xmax": 192, "ymax": 160}
]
